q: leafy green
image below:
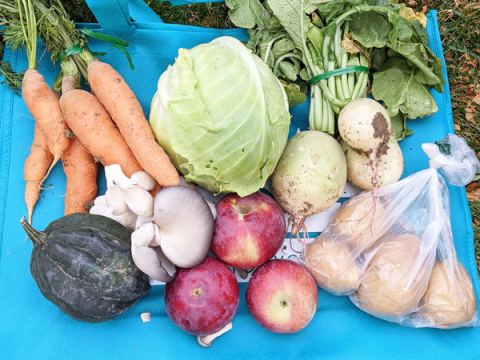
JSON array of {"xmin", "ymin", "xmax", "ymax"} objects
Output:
[
  {"xmin": 280, "ymin": 79, "xmax": 308, "ymax": 107},
  {"xmin": 349, "ymin": 11, "xmax": 392, "ymax": 48},
  {"xmin": 267, "ymin": 0, "xmax": 312, "ymax": 56},
  {"xmin": 370, "ymin": 47, "xmax": 388, "ymax": 71},
  {"xmin": 225, "ymin": 0, "xmax": 271, "ymax": 30},
  {"xmin": 390, "ymin": 112, "xmax": 413, "ymax": 140},
  {"xmin": 225, "ymin": 0, "xmax": 446, "ymax": 136},
  {"xmin": 346, "ymin": 4, "xmax": 445, "ymax": 119},
  {"xmin": 272, "ymin": 37, "xmax": 296, "ymax": 57},
  {"xmin": 372, "ymin": 57, "xmax": 438, "ymax": 120}
]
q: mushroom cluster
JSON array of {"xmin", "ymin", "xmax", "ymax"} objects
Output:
[{"xmin": 90, "ymin": 164, "xmax": 216, "ymax": 282}]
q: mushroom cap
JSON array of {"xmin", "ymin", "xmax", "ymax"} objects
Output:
[
  {"xmin": 131, "ymin": 223, "xmax": 176, "ymax": 282},
  {"xmin": 131, "ymin": 171, "xmax": 157, "ymax": 191},
  {"xmin": 125, "ymin": 186, "xmax": 154, "ymax": 217},
  {"xmin": 153, "ymin": 186, "xmax": 214, "ymax": 268},
  {"xmin": 105, "ymin": 185, "xmax": 128, "ymax": 216}
]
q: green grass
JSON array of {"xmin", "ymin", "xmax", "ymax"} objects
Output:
[
  {"xmin": 1, "ymin": 0, "xmax": 480, "ymax": 272},
  {"xmin": 146, "ymin": 1, "xmax": 233, "ymax": 28},
  {"xmin": 61, "ymin": 0, "xmax": 97, "ymax": 23}
]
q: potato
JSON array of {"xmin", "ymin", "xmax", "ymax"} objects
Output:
[
  {"xmin": 340, "ymin": 136, "xmax": 404, "ymax": 191},
  {"xmin": 306, "ymin": 238, "xmax": 362, "ymax": 295},
  {"xmin": 355, "ymin": 233, "xmax": 431, "ymax": 318},
  {"xmin": 331, "ymin": 194, "xmax": 385, "ymax": 251},
  {"xmin": 419, "ymin": 260, "xmax": 477, "ymax": 328}
]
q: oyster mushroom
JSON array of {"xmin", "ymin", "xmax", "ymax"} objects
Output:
[
  {"xmin": 105, "ymin": 185, "xmax": 128, "ymax": 216},
  {"xmin": 197, "ymin": 322, "xmax": 233, "ymax": 348},
  {"xmin": 153, "ymin": 186, "xmax": 214, "ymax": 268},
  {"xmin": 131, "ymin": 222, "xmax": 176, "ymax": 282},
  {"xmin": 89, "ymin": 195, "xmax": 137, "ymax": 230},
  {"xmin": 125, "ymin": 186, "xmax": 154, "ymax": 217},
  {"xmin": 105, "ymin": 164, "xmax": 157, "ymax": 191}
]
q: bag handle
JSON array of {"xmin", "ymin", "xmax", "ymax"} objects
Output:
[
  {"xmin": 129, "ymin": 0, "xmax": 164, "ymax": 24},
  {"xmin": 85, "ymin": 0, "xmax": 163, "ymax": 34}
]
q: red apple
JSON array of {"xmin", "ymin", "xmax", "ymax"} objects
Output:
[
  {"xmin": 246, "ymin": 259, "xmax": 318, "ymax": 333},
  {"xmin": 211, "ymin": 191, "xmax": 286, "ymax": 269},
  {"xmin": 164, "ymin": 257, "xmax": 239, "ymax": 336}
]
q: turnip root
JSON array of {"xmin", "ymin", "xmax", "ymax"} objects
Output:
[
  {"xmin": 338, "ymin": 99, "xmax": 393, "ymax": 243},
  {"xmin": 340, "ymin": 136, "xmax": 404, "ymax": 191},
  {"xmin": 419, "ymin": 260, "xmax": 477, "ymax": 328},
  {"xmin": 331, "ymin": 193, "xmax": 386, "ymax": 251},
  {"xmin": 271, "ymin": 131, "xmax": 347, "ymax": 253},
  {"xmin": 306, "ymin": 238, "xmax": 363, "ymax": 295}
]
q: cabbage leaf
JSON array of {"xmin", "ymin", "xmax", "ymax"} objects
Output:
[{"xmin": 150, "ymin": 37, "xmax": 291, "ymax": 196}]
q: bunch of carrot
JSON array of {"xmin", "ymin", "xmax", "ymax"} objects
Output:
[{"xmin": 4, "ymin": 0, "xmax": 179, "ymax": 223}]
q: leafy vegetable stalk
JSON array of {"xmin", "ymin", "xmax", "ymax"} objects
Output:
[
  {"xmin": 32, "ymin": 0, "xmax": 93, "ymax": 83},
  {"xmin": 226, "ymin": 0, "xmax": 445, "ymax": 139},
  {"xmin": 226, "ymin": 0, "xmax": 372, "ymax": 135}
]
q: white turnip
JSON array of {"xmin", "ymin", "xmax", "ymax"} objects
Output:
[
  {"xmin": 271, "ymin": 131, "xmax": 347, "ymax": 254},
  {"xmin": 338, "ymin": 98, "xmax": 394, "ymax": 242},
  {"xmin": 340, "ymin": 136, "xmax": 404, "ymax": 190}
]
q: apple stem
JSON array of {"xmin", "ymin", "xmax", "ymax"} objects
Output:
[{"xmin": 197, "ymin": 322, "xmax": 233, "ymax": 348}]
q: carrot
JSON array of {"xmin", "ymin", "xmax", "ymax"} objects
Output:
[
  {"xmin": 59, "ymin": 75, "xmax": 143, "ymax": 177},
  {"xmin": 24, "ymin": 122, "xmax": 53, "ymax": 223},
  {"xmin": 149, "ymin": 182, "xmax": 163, "ymax": 198},
  {"xmin": 14, "ymin": 0, "xmax": 70, "ymax": 180},
  {"xmin": 22, "ymin": 69, "xmax": 70, "ymax": 175},
  {"xmin": 87, "ymin": 60, "xmax": 179, "ymax": 187},
  {"xmin": 61, "ymin": 136, "xmax": 98, "ymax": 215}
]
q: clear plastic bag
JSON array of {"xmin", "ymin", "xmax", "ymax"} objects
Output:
[{"xmin": 301, "ymin": 134, "xmax": 479, "ymax": 328}]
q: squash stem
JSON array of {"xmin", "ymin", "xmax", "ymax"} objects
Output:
[{"xmin": 20, "ymin": 217, "xmax": 46, "ymax": 246}]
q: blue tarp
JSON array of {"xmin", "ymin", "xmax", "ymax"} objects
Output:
[{"xmin": 0, "ymin": 1, "xmax": 479, "ymax": 358}]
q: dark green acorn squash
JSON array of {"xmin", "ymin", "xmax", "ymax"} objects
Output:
[{"xmin": 20, "ymin": 213, "xmax": 151, "ymax": 323}]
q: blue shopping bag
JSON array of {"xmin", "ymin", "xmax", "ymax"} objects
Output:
[{"xmin": 0, "ymin": 1, "xmax": 479, "ymax": 358}]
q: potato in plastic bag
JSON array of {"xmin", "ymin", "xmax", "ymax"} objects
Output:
[
  {"xmin": 303, "ymin": 193, "xmax": 388, "ymax": 295},
  {"xmin": 305, "ymin": 238, "xmax": 363, "ymax": 294},
  {"xmin": 302, "ymin": 134, "xmax": 479, "ymax": 328},
  {"xmin": 353, "ymin": 233, "xmax": 434, "ymax": 320},
  {"xmin": 416, "ymin": 201, "xmax": 478, "ymax": 329},
  {"xmin": 418, "ymin": 260, "xmax": 477, "ymax": 328}
]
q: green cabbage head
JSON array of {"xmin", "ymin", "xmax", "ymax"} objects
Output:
[{"xmin": 149, "ymin": 36, "xmax": 291, "ymax": 197}]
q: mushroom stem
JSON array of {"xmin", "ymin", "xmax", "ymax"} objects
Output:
[
  {"xmin": 205, "ymin": 199, "xmax": 217, "ymax": 220},
  {"xmin": 197, "ymin": 322, "xmax": 233, "ymax": 348}
]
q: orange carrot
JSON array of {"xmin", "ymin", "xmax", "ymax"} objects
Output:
[
  {"xmin": 24, "ymin": 122, "xmax": 54, "ymax": 223},
  {"xmin": 87, "ymin": 60, "xmax": 179, "ymax": 187},
  {"xmin": 61, "ymin": 137, "xmax": 98, "ymax": 215},
  {"xmin": 59, "ymin": 76, "xmax": 143, "ymax": 177},
  {"xmin": 22, "ymin": 69, "xmax": 70, "ymax": 177},
  {"xmin": 149, "ymin": 182, "xmax": 163, "ymax": 198}
]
